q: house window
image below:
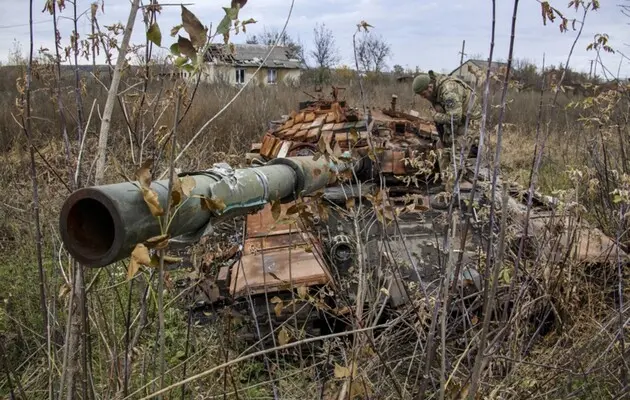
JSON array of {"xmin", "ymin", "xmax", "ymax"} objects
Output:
[
  {"xmin": 267, "ymin": 68, "xmax": 277, "ymax": 84},
  {"xmin": 235, "ymin": 68, "xmax": 245, "ymax": 84}
]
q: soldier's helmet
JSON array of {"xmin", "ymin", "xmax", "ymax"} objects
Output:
[{"xmin": 412, "ymin": 73, "xmax": 432, "ymax": 94}]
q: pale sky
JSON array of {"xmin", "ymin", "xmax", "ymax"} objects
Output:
[{"xmin": 0, "ymin": 0, "xmax": 628, "ymax": 78}]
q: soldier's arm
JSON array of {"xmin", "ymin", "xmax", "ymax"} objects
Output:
[{"xmin": 433, "ymin": 91, "xmax": 463, "ymax": 125}]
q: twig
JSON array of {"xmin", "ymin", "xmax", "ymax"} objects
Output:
[
  {"xmin": 22, "ymin": 0, "xmax": 50, "ymax": 388},
  {"xmin": 468, "ymin": 0, "xmax": 520, "ymax": 398},
  {"xmin": 75, "ymin": 99, "xmax": 97, "ymax": 186},
  {"xmin": 132, "ymin": 324, "xmax": 389, "ymax": 400}
]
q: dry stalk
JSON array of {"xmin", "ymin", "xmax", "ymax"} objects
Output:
[
  {"xmin": 133, "ymin": 324, "xmax": 389, "ymax": 400},
  {"xmin": 468, "ymin": 0, "xmax": 520, "ymax": 397}
]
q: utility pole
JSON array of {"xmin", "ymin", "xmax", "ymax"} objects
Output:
[
  {"xmin": 458, "ymin": 39, "xmax": 467, "ymax": 79},
  {"xmin": 459, "ymin": 40, "xmax": 467, "ymax": 65}
]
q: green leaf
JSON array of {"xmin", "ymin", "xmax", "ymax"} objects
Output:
[
  {"xmin": 224, "ymin": 6, "xmax": 240, "ymax": 20},
  {"xmin": 181, "ymin": 64, "xmax": 195, "ymax": 73},
  {"xmin": 169, "ymin": 43, "xmax": 180, "ymax": 56},
  {"xmin": 177, "ymin": 35, "xmax": 197, "ymax": 59},
  {"xmin": 216, "ymin": 14, "xmax": 232, "ymax": 36},
  {"xmin": 147, "ymin": 22, "xmax": 162, "ymax": 47},
  {"xmin": 181, "ymin": 5, "xmax": 207, "ymax": 48},
  {"xmin": 174, "ymin": 56, "xmax": 189, "ymax": 67}
]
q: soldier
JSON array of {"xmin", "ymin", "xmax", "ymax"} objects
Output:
[{"xmin": 412, "ymin": 71, "xmax": 481, "ymax": 203}]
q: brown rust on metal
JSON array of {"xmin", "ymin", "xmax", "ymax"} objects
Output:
[{"xmin": 230, "ymin": 203, "xmax": 332, "ymax": 297}]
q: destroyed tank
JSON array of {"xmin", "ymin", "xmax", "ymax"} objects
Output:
[{"xmin": 58, "ymin": 87, "xmax": 627, "ymax": 347}]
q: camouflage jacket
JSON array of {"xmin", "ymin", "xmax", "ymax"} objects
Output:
[{"xmin": 430, "ymin": 75, "xmax": 481, "ymax": 126}]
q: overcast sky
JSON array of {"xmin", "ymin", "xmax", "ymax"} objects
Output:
[{"xmin": 1, "ymin": 0, "xmax": 629, "ymax": 78}]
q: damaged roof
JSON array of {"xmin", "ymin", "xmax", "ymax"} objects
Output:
[
  {"xmin": 205, "ymin": 44, "xmax": 302, "ymax": 69},
  {"xmin": 450, "ymin": 58, "xmax": 509, "ymax": 76}
]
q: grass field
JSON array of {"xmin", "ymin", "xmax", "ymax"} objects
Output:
[{"xmin": 0, "ymin": 50, "xmax": 628, "ymax": 400}]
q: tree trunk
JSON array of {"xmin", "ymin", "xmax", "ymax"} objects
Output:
[{"xmin": 94, "ymin": 0, "xmax": 141, "ymax": 185}]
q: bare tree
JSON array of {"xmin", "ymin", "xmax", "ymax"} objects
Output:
[
  {"xmin": 356, "ymin": 32, "xmax": 391, "ymax": 73},
  {"xmin": 310, "ymin": 22, "xmax": 339, "ymax": 82}
]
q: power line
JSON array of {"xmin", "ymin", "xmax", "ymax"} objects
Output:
[{"xmin": 0, "ymin": 20, "xmax": 48, "ymax": 29}]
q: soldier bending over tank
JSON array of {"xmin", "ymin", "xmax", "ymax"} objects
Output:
[{"xmin": 412, "ymin": 70, "xmax": 481, "ymax": 206}]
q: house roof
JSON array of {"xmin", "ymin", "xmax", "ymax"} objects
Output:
[
  {"xmin": 449, "ymin": 59, "xmax": 509, "ymax": 76},
  {"xmin": 205, "ymin": 44, "xmax": 302, "ymax": 69}
]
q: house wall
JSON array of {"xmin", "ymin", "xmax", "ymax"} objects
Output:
[
  {"xmin": 201, "ymin": 64, "xmax": 301, "ymax": 86},
  {"xmin": 450, "ymin": 61, "xmax": 483, "ymax": 86}
]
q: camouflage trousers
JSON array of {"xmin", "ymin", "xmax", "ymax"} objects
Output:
[{"xmin": 436, "ymin": 119, "xmax": 480, "ymax": 193}]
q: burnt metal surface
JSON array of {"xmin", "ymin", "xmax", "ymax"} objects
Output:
[{"xmin": 231, "ymin": 203, "xmax": 331, "ymax": 298}]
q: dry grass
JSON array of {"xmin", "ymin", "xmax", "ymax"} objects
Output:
[{"xmin": 0, "ymin": 63, "xmax": 628, "ymax": 400}]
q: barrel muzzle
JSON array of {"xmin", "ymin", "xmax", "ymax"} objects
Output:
[{"xmin": 60, "ymin": 187, "xmax": 124, "ymax": 267}]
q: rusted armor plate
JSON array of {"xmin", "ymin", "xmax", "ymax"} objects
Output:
[{"xmin": 230, "ymin": 203, "xmax": 332, "ymax": 298}]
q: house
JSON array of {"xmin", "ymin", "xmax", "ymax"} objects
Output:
[
  {"xmin": 202, "ymin": 44, "xmax": 302, "ymax": 86},
  {"xmin": 449, "ymin": 59, "xmax": 509, "ymax": 87}
]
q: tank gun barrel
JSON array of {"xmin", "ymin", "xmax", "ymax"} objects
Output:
[{"xmin": 59, "ymin": 156, "xmax": 357, "ymax": 268}]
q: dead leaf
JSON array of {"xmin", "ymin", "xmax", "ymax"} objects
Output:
[
  {"xmin": 278, "ymin": 326, "xmax": 290, "ymax": 345},
  {"xmin": 201, "ymin": 196, "xmax": 226, "ymax": 212},
  {"xmin": 142, "ymin": 187, "xmax": 164, "ymax": 216},
  {"xmin": 145, "ymin": 234, "xmax": 170, "ymax": 250},
  {"xmin": 135, "ymin": 158, "xmax": 154, "ymax": 188},
  {"xmin": 181, "ymin": 5, "xmax": 207, "ymax": 48},
  {"xmin": 297, "ymin": 286, "xmax": 308, "ymax": 299},
  {"xmin": 149, "ymin": 253, "xmax": 183, "ymax": 267},
  {"xmin": 177, "ymin": 35, "xmax": 197, "ymax": 59},
  {"xmin": 317, "ymin": 203, "xmax": 329, "ymax": 221},
  {"xmin": 274, "ymin": 301, "xmax": 283, "ymax": 317},
  {"xmin": 270, "ymin": 296, "xmax": 284, "ymax": 316},
  {"xmin": 128, "ymin": 244, "xmax": 151, "ymax": 280},
  {"xmin": 163, "ymin": 271, "xmax": 174, "ymax": 290},
  {"xmin": 271, "ymin": 199, "xmax": 281, "ymax": 221},
  {"xmin": 334, "ymin": 363, "xmax": 351, "ymax": 379},
  {"xmin": 349, "ymin": 129, "xmax": 359, "ymax": 144},
  {"xmin": 181, "ymin": 175, "xmax": 196, "ymax": 197},
  {"xmin": 58, "ymin": 283, "xmax": 71, "ymax": 300},
  {"xmin": 358, "ymin": 20, "xmax": 374, "ymax": 32},
  {"xmin": 349, "ymin": 378, "xmax": 373, "ymax": 398},
  {"xmin": 286, "ymin": 202, "xmax": 305, "ymax": 215},
  {"xmin": 346, "ymin": 198, "xmax": 355, "ymax": 210},
  {"xmin": 162, "ymin": 255, "xmax": 182, "ymax": 264},
  {"xmin": 170, "ymin": 171, "xmax": 183, "ymax": 207}
]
